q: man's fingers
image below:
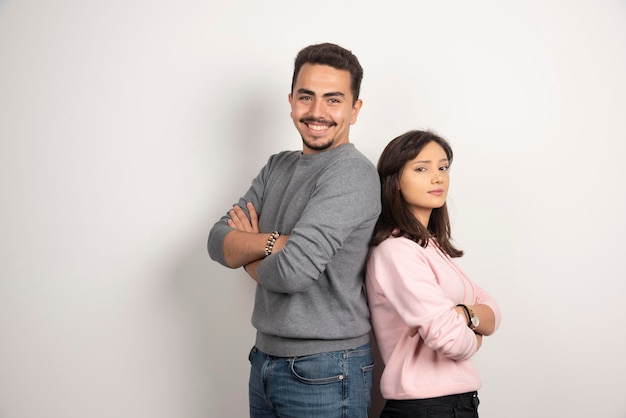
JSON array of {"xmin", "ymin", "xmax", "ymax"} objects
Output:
[
  {"xmin": 229, "ymin": 206, "xmax": 249, "ymax": 231},
  {"xmin": 228, "ymin": 204, "xmax": 261, "ymax": 233},
  {"xmin": 247, "ymin": 202, "xmax": 259, "ymax": 232}
]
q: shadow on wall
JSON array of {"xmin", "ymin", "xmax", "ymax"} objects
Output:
[
  {"xmin": 162, "ymin": 80, "xmax": 286, "ymax": 416},
  {"xmin": 214, "ymin": 78, "xmax": 292, "ymax": 178},
  {"xmin": 168, "ymin": 235, "xmax": 256, "ymax": 417}
]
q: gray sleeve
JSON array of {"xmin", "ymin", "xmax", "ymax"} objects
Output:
[
  {"xmin": 256, "ymin": 157, "xmax": 381, "ymax": 293},
  {"xmin": 206, "ymin": 159, "xmax": 269, "ymax": 267}
]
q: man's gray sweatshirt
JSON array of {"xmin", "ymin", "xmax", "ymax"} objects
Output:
[{"xmin": 208, "ymin": 143, "xmax": 381, "ymax": 357}]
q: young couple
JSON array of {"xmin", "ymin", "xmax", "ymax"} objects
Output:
[{"xmin": 208, "ymin": 42, "xmax": 501, "ymax": 418}]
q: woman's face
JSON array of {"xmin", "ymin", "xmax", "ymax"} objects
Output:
[{"xmin": 398, "ymin": 141, "xmax": 450, "ymax": 227}]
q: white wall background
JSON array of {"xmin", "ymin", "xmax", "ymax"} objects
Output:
[{"xmin": 1, "ymin": 0, "xmax": 625, "ymax": 417}]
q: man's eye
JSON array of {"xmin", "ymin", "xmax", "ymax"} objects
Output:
[{"xmin": 440, "ymin": 166, "xmax": 449, "ymax": 171}]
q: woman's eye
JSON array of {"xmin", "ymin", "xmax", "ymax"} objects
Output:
[{"xmin": 440, "ymin": 166, "xmax": 449, "ymax": 171}]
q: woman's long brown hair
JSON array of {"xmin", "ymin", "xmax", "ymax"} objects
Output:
[{"xmin": 371, "ymin": 130, "xmax": 463, "ymax": 258}]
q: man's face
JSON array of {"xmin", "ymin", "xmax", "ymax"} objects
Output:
[{"xmin": 289, "ymin": 63, "xmax": 362, "ymax": 155}]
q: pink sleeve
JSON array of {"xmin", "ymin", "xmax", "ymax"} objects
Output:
[
  {"xmin": 368, "ymin": 239, "xmax": 478, "ymax": 360},
  {"xmin": 473, "ymin": 283, "xmax": 502, "ymax": 332}
]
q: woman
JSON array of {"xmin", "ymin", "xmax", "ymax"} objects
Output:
[{"xmin": 366, "ymin": 130, "xmax": 501, "ymax": 417}]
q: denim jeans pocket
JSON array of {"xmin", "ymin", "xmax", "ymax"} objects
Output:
[
  {"xmin": 248, "ymin": 346, "xmax": 258, "ymax": 363},
  {"xmin": 362, "ymin": 362, "xmax": 374, "ymax": 394},
  {"xmin": 289, "ymin": 352, "xmax": 345, "ymax": 385}
]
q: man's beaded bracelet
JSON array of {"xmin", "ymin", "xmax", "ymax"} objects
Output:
[{"xmin": 264, "ymin": 231, "xmax": 280, "ymax": 256}]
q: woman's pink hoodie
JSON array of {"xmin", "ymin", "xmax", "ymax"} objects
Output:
[{"xmin": 366, "ymin": 236, "xmax": 501, "ymax": 400}]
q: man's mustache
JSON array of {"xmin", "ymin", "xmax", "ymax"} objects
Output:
[{"xmin": 300, "ymin": 117, "xmax": 336, "ymax": 126}]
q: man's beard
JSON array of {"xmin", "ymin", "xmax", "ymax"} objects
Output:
[
  {"xmin": 301, "ymin": 135, "xmax": 334, "ymax": 151},
  {"xmin": 300, "ymin": 117, "xmax": 336, "ymax": 151}
]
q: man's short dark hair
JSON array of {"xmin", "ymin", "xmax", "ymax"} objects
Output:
[{"xmin": 291, "ymin": 43, "xmax": 363, "ymax": 103}]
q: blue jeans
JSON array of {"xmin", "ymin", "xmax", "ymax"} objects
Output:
[{"xmin": 248, "ymin": 343, "xmax": 374, "ymax": 418}]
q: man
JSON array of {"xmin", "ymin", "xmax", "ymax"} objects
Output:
[{"xmin": 207, "ymin": 43, "xmax": 381, "ymax": 418}]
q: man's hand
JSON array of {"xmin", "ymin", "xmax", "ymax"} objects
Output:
[
  {"xmin": 222, "ymin": 202, "xmax": 265, "ymax": 268},
  {"xmin": 223, "ymin": 201, "xmax": 288, "ymax": 280},
  {"xmin": 244, "ymin": 259, "xmax": 262, "ymax": 284},
  {"xmin": 225, "ymin": 202, "xmax": 263, "ymax": 283},
  {"xmin": 227, "ymin": 202, "xmax": 259, "ymax": 233}
]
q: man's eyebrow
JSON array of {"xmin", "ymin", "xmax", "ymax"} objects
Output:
[
  {"xmin": 296, "ymin": 88, "xmax": 346, "ymax": 98},
  {"xmin": 296, "ymin": 88, "xmax": 315, "ymax": 96},
  {"xmin": 322, "ymin": 91, "xmax": 346, "ymax": 98}
]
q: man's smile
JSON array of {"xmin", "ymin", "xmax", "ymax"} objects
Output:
[{"xmin": 301, "ymin": 117, "xmax": 336, "ymax": 130}]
